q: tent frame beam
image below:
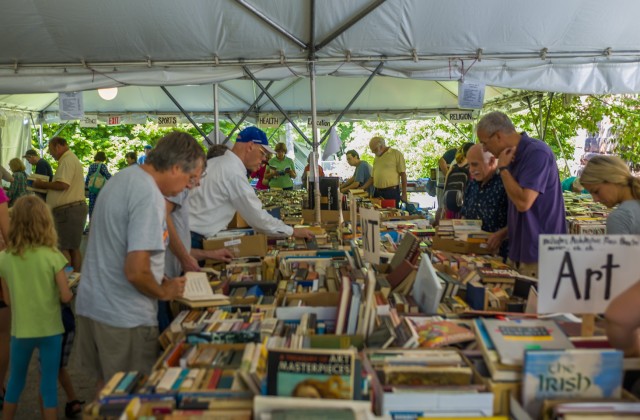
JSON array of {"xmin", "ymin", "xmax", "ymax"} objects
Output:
[
  {"xmin": 315, "ymin": 0, "xmax": 388, "ymax": 51},
  {"xmin": 160, "ymin": 86, "xmax": 212, "ymax": 144},
  {"xmin": 235, "ymin": 0, "xmax": 307, "ymax": 50},
  {"xmin": 243, "ymin": 66, "xmax": 312, "ymax": 145},
  {"xmin": 224, "ymin": 80, "xmax": 275, "ymax": 143}
]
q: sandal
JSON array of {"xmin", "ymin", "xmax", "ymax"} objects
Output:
[{"xmin": 64, "ymin": 400, "xmax": 85, "ymax": 418}]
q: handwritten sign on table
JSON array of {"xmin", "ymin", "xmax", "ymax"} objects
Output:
[
  {"xmin": 360, "ymin": 208, "xmax": 380, "ymax": 265},
  {"xmin": 538, "ymin": 234, "xmax": 640, "ymax": 314}
]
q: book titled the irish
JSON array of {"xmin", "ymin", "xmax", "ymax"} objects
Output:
[
  {"xmin": 522, "ymin": 348, "xmax": 623, "ymax": 419},
  {"xmin": 266, "ymin": 348, "xmax": 356, "ymax": 399}
]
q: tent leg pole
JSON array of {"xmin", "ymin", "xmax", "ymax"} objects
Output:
[{"xmin": 213, "ymin": 84, "xmax": 220, "ymax": 144}]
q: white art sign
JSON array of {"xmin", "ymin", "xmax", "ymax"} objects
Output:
[
  {"xmin": 457, "ymin": 81, "xmax": 485, "ymax": 109},
  {"xmin": 59, "ymin": 92, "xmax": 84, "ymax": 120},
  {"xmin": 538, "ymin": 234, "xmax": 640, "ymax": 314},
  {"xmin": 360, "ymin": 208, "xmax": 380, "ymax": 265}
]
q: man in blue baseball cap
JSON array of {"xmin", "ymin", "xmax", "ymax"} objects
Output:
[
  {"xmin": 138, "ymin": 144, "xmax": 153, "ymax": 164},
  {"xmin": 188, "ymin": 126, "xmax": 313, "ymax": 248}
]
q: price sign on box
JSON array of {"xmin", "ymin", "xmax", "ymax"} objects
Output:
[
  {"xmin": 538, "ymin": 234, "xmax": 640, "ymax": 314},
  {"xmin": 360, "ymin": 208, "xmax": 380, "ymax": 264}
]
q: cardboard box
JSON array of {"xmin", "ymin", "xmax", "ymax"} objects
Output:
[
  {"xmin": 227, "ymin": 212, "xmax": 249, "ymax": 228},
  {"xmin": 302, "ymin": 209, "xmax": 350, "ymax": 224},
  {"xmin": 431, "ymin": 236, "xmax": 492, "ymax": 255},
  {"xmin": 203, "ymin": 233, "xmax": 267, "ymax": 257}
]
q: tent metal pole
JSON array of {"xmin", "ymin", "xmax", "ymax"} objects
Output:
[
  {"xmin": 213, "ymin": 84, "xmax": 220, "ymax": 144},
  {"xmin": 320, "ymin": 61, "xmax": 384, "ymax": 144},
  {"xmin": 258, "ymin": 78, "xmax": 304, "ymax": 109},
  {"xmin": 224, "ymin": 80, "xmax": 275, "ymax": 144},
  {"xmin": 309, "ymin": 0, "xmax": 321, "ymax": 224},
  {"xmin": 542, "ymin": 92, "xmax": 555, "ymax": 141},
  {"xmin": 315, "ymin": 0, "xmax": 388, "ymax": 51},
  {"xmin": 160, "ymin": 86, "xmax": 212, "ymax": 144},
  {"xmin": 243, "ymin": 66, "xmax": 312, "ymax": 146},
  {"xmin": 218, "ymin": 85, "xmax": 252, "ymax": 108},
  {"xmin": 235, "ymin": 0, "xmax": 307, "ymax": 49}
]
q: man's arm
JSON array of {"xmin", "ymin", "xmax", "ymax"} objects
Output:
[
  {"xmin": 400, "ymin": 172, "xmax": 408, "ymax": 202},
  {"xmin": 165, "ymin": 200, "xmax": 199, "ymax": 273},
  {"xmin": 438, "ymin": 157, "xmax": 449, "ymax": 175},
  {"xmin": 124, "ymin": 250, "xmax": 185, "ymax": 300},
  {"xmin": 606, "ymin": 280, "xmax": 640, "ymax": 356},
  {"xmin": 499, "ymin": 169, "xmax": 539, "ymax": 212},
  {"xmin": 487, "ymin": 227, "xmax": 508, "ymax": 252},
  {"xmin": 360, "ymin": 177, "xmax": 373, "ymax": 193},
  {"xmin": 32, "ymin": 179, "xmax": 69, "ymax": 191}
]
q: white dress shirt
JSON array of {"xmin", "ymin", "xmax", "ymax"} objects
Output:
[{"xmin": 188, "ymin": 150, "xmax": 294, "ymax": 238}]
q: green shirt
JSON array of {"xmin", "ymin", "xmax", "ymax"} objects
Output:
[
  {"xmin": 268, "ymin": 156, "xmax": 296, "ymax": 189},
  {"xmin": 0, "ymin": 247, "xmax": 68, "ymax": 338}
]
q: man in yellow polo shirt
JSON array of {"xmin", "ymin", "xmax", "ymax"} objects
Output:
[
  {"xmin": 362, "ymin": 136, "xmax": 407, "ymax": 207},
  {"xmin": 33, "ymin": 136, "xmax": 88, "ymax": 270}
]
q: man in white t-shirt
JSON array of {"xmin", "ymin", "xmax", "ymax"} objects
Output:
[
  {"xmin": 189, "ymin": 126, "xmax": 314, "ymax": 248},
  {"xmin": 75, "ymin": 131, "xmax": 206, "ymax": 390}
]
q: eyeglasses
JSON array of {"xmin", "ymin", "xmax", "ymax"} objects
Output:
[{"xmin": 188, "ymin": 169, "xmax": 206, "ymax": 186}]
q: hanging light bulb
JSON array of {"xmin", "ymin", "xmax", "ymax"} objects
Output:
[{"xmin": 98, "ymin": 87, "xmax": 118, "ymax": 100}]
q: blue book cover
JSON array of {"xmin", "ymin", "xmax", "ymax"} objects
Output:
[{"xmin": 522, "ymin": 348, "xmax": 623, "ymax": 418}]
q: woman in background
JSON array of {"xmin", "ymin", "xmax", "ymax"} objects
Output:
[
  {"xmin": 6, "ymin": 158, "xmax": 29, "ymax": 206},
  {"xmin": 85, "ymin": 151, "xmax": 112, "ymax": 222},
  {"xmin": 250, "ymin": 152, "xmax": 272, "ymax": 190},
  {"xmin": 265, "ymin": 143, "xmax": 296, "ymax": 190},
  {"xmin": 580, "ymin": 155, "xmax": 640, "ymax": 234}
]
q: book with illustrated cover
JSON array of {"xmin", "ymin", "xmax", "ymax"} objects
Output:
[
  {"xmin": 407, "ymin": 317, "xmax": 475, "ymax": 348},
  {"xmin": 482, "ymin": 318, "xmax": 574, "ymax": 366},
  {"xmin": 266, "ymin": 348, "xmax": 357, "ymax": 399},
  {"xmin": 522, "ymin": 349, "xmax": 623, "ymax": 419}
]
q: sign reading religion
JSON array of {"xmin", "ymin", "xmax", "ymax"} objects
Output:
[
  {"xmin": 360, "ymin": 208, "xmax": 381, "ymax": 265},
  {"xmin": 446, "ymin": 110, "xmax": 475, "ymax": 124},
  {"xmin": 538, "ymin": 234, "xmax": 640, "ymax": 314}
]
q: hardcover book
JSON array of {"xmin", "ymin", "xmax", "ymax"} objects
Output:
[
  {"xmin": 521, "ymin": 349, "xmax": 623, "ymax": 419},
  {"xmin": 266, "ymin": 348, "xmax": 357, "ymax": 399},
  {"xmin": 407, "ymin": 317, "xmax": 475, "ymax": 348},
  {"xmin": 481, "ymin": 318, "xmax": 574, "ymax": 366}
]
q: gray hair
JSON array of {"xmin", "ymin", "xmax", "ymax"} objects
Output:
[
  {"xmin": 370, "ymin": 136, "xmax": 386, "ymax": 148},
  {"xmin": 146, "ymin": 131, "xmax": 206, "ymax": 173},
  {"xmin": 477, "ymin": 111, "xmax": 516, "ymax": 135}
]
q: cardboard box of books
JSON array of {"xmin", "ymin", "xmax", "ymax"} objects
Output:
[
  {"xmin": 203, "ymin": 234, "xmax": 267, "ymax": 257},
  {"xmin": 431, "ymin": 235, "xmax": 492, "ymax": 255}
]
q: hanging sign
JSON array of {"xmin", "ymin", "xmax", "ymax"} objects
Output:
[
  {"xmin": 538, "ymin": 234, "xmax": 640, "ymax": 314},
  {"xmin": 258, "ymin": 114, "xmax": 282, "ymax": 128},
  {"xmin": 457, "ymin": 81, "xmax": 485, "ymax": 109},
  {"xmin": 156, "ymin": 114, "xmax": 179, "ymax": 127},
  {"xmin": 307, "ymin": 117, "xmax": 332, "ymax": 130},
  {"xmin": 446, "ymin": 110, "xmax": 475, "ymax": 124},
  {"xmin": 59, "ymin": 92, "xmax": 84, "ymax": 120},
  {"xmin": 80, "ymin": 114, "xmax": 98, "ymax": 128},
  {"xmin": 360, "ymin": 208, "xmax": 381, "ymax": 264},
  {"xmin": 107, "ymin": 115, "xmax": 122, "ymax": 126}
]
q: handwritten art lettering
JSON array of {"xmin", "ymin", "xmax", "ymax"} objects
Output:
[{"xmin": 538, "ymin": 234, "xmax": 640, "ymax": 314}]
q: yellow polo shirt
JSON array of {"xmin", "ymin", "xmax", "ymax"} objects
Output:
[
  {"xmin": 372, "ymin": 147, "xmax": 406, "ymax": 188},
  {"xmin": 46, "ymin": 150, "xmax": 86, "ymax": 209}
]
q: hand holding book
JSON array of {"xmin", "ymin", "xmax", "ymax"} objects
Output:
[{"xmin": 161, "ymin": 275, "xmax": 186, "ymax": 301}]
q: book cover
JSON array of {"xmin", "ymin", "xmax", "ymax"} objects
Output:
[
  {"xmin": 522, "ymin": 349, "xmax": 623, "ymax": 419},
  {"xmin": 408, "ymin": 318, "xmax": 475, "ymax": 348},
  {"xmin": 411, "ymin": 255, "xmax": 443, "ymax": 315},
  {"xmin": 266, "ymin": 348, "xmax": 356, "ymax": 399},
  {"xmin": 482, "ymin": 318, "xmax": 574, "ymax": 366}
]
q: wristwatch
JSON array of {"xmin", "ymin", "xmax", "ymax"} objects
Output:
[{"xmin": 498, "ymin": 166, "xmax": 509, "ymax": 173}]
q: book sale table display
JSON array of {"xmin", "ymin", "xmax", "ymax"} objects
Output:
[{"xmin": 80, "ymin": 188, "xmax": 640, "ymax": 420}]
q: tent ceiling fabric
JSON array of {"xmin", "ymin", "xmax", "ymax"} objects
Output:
[{"xmin": 1, "ymin": 0, "xmax": 640, "ymax": 117}]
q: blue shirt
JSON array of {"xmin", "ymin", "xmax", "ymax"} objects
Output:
[{"xmin": 462, "ymin": 173, "xmax": 509, "ymax": 257}]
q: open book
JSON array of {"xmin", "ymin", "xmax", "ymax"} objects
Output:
[{"xmin": 176, "ymin": 272, "xmax": 229, "ymax": 308}]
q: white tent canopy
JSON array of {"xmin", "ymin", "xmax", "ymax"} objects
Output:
[{"xmin": 1, "ymin": 0, "xmax": 640, "ymax": 120}]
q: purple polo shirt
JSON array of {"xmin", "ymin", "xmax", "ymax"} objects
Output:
[{"xmin": 506, "ymin": 133, "xmax": 566, "ymax": 263}]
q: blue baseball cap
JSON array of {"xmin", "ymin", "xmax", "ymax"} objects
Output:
[
  {"xmin": 236, "ymin": 127, "xmax": 275, "ymax": 154},
  {"xmin": 144, "ymin": 144, "xmax": 153, "ymax": 150}
]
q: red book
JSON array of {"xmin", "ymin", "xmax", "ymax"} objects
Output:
[{"xmin": 206, "ymin": 368, "xmax": 222, "ymax": 389}]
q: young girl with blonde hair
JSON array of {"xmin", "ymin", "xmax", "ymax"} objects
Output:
[
  {"xmin": 0, "ymin": 195, "xmax": 73, "ymax": 420},
  {"xmin": 579, "ymin": 155, "xmax": 640, "ymax": 234}
]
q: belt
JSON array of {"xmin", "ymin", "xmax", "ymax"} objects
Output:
[
  {"xmin": 375, "ymin": 185, "xmax": 399, "ymax": 191},
  {"xmin": 53, "ymin": 201, "xmax": 85, "ymax": 211}
]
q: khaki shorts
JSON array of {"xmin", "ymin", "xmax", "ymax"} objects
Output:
[
  {"xmin": 52, "ymin": 201, "xmax": 88, "ymax": 249},
  {"xmin": 76, "ymin": 315, "xmax": 159, "ymax": 383}
]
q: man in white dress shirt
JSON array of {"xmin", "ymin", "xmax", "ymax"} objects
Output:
[{"xmin": 188, "ymin": 126, "xmax": 313, "ymax": 249}]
